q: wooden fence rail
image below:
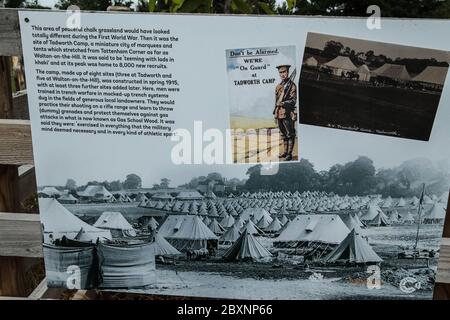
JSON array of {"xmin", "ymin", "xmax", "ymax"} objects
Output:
[{"xmin": 0, "ymin": 7, "xmax": 450, "ymax": 300}]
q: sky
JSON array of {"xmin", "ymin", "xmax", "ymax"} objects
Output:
[{"xmin": 19, "ymin": 12, "xmax": 450, "ymax": 188}]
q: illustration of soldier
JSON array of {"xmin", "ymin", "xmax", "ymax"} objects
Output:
[{"xmin": 273, "ymin": 64, "xmax": 297, "ymax": 161}]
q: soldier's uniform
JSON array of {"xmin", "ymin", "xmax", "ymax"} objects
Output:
[{"xmin": 274, "ymin": 65, "xmax": 297, "ymax": 161}]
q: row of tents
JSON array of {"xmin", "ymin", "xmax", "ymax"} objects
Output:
[
  {"xmin": 39, "ymin": 185, "xmax": 210, "ymax": 204},
  {"xmin": 157, "ymin": 212, "xmax": 382, "ymax": 264},
  {"xmin": 41, "ymin": 195, "xmax": 445, "ymax": 250},
  {"xmin": 41, "ymin": 197, "xmax": 385, "ymax": 264},
  {"xmin": 39, "ymin": 186, "xmax": 144, "ymax": 204},
  {"xmin": 304, "ymin": 55, "xmax": 448, "ymax": 89},
  {"xmin": 41, "ymin": 191, "xmax": 447, "ymax": 266},
  {"xmin": 142, "ymin": 191, "xmax": 447, "ymax": 217},
  {"xmin": 142, "ymin": 195, "xmax": 446, "ymax": 226}
]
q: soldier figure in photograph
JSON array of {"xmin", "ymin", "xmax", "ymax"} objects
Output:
[{"xmin": 274, "ymin": 64, "xmax": 297, "ymax": 161}]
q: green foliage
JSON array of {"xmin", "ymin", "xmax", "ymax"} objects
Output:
[
  {"xmin": 5, "ymin": 0, "xmax": 50, "ymax": 8},
  {"xmin": 145, "ymin": 0, "xmax": 277, "ymax": 14},
  {"xmin": 309, "ymin": 38, "xmax": 449, "ymax": 73},
  {"xmin": 258, "ymin": 1, "xmax": 274, "ymax": 14},
  {"xmin": 7, "ymin": 0, "xmax": 450, "ymax": 17},
  {"xmin": 181, "ymin": 0, "xmax": 213, "ymax": 13},
  {"xmin": 294, "ymin": 0, "xmax": 450, "ymax": 18},
  {"xmin": 232, "ymin": 0, "xmax": 252, "ymax": 13},
  {"xmin": 5, "ymin": 0, "xmax": 26, "ymax": 8},
  {"xmin": 286, "ymin": 0, "xmax": 296, "ymax": 11},
  {"xmin": 55, "ymin": 0, "xmax": 132, "ymax": 11},
  {"xmin": 148, "ymin": 0, "xmax": 156, "ymax": 11}
]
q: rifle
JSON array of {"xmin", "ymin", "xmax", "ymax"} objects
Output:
[{"xmin": 274, "ymin": 68, "xmax": 297, "ymax": 118}]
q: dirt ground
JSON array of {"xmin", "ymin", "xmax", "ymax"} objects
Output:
[{"xmin": 154, "ymin": 223, "xmax": 443, "ymax": 298}]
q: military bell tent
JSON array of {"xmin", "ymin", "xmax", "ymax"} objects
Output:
[
  {"xmin": 223, "ymin": 231, "xmax": 272, "ymax": 261},
  {"xmin": 274, "ymin": 214, "xmax": 350, "ymax": 248},
  {"xmin": 324, "ymin": 229, "xmax": 382, "ymax": 264},
  {"xmin": 219, "ymin": 224, "xmax": 241, "ymax": 245},
  {"xmin": 149, "ymin": 233, "xmax": 181, "ymax": 256},
  {"xmin": 413, "ymin": 66, "xmax": 448, "ymax": 89},
  {"xmin": 422, "ymin": 202, "xmax": 446, "ymax": 224},
  {"xmin": 324, "ymin": 56, "xmax": 357, "ymax": 76},
  {"xmin": 57, "ymin": 193, "xmax": 79, "ymax": 204},
  {"xmin": 356, "ymin": 64, "xmax": 371, "ymax": 81},
  {"xmin": 159, "ymin": 215, "xmax": 218, "ymax": 251},
  {"xmin": 94, "ymin": 212, "xmax": 137, "ymax": 237}
]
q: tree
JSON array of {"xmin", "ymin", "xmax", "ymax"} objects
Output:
[
  {"xmin": 109, "ymin": 180, "xmax": 123, "ymax": 191},
  {"xmin": 123, "ymin": 174, "xmax": 142, "ymax": 189},
  {"xmin": 322, "ymin": 40, "xmax": 344, "ymax": 58},
  {"xmin": 145, "ymin": 0, "xmax": 279, "ymax": 14},
  {"xmin": 55, "ymin": 0, "xmax": 132, "ymax": 10},
  {"xmin": 244, "ymin": 159, "xmax": 320, "ymax": 192},
  {"xmin": 294, "ymin": 0, "xmax": 449, "ymax": 18},
  {"xmin": 160, "ymin": 178, "xmax": 170, "ymax": 189},
  {"xmin": 101, "ymin": 180, "xmax": 112, "ymax": 190},
  {"xmin": 65, "ymin": 178, "xmax": 77, "ymax": 190},
  {"xmin": 207, "ymin": 172, "xmax": 223, "ymax": 181},
  {"xmin": 5, "ymin": 0, "xmax": 50, "ymax": 7},
  {"xmin": 343, "ymin": 46, "xmax": 351, "ymax": 56},
  {"xmin": 340, "ymin": 156, "xmax": 376, "ymax": 195},
  {"xmin": 323, "ymin": 164, "xmax": 343, "ymax": 193},
  {"xmin": 5, "ymin": 0, "xmax": 26, "ymax": 7},
  {"xmin": 25, "ymin": 0, "xmax": 50, "ymax": 8},
  {"xmin": 228, "ymin": 178, "xmax": 244, "ymax": 186}
]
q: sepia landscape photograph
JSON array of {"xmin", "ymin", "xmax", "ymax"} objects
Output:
[{"xmin": 299, "ymin": 32, "xmax": 450, "ymax": 141}]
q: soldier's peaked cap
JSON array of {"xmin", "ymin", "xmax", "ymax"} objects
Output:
[{"xmin": 276, "ymin": 64, "xmax": 291, "ymax": 70}]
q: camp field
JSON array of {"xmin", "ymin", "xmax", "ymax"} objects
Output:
[
  {"xmin": 63, "ymin": 202, "xmax": 442, "ymax": 299},
  {"xmin": 299, "ymin": 74, "xmax": 441, "ymax": 140}
]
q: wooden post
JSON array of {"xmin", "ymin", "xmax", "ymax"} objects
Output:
[
  {"xmin": 0, "ymin": 56, "xmax": 12, "ymax": 119},
  {"xmin": 0, "ymin": 55, "xmax": 28, "ymax": 297}
]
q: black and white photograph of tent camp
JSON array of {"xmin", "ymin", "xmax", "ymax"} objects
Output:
[
  {"xmin": 299, "ymin": 32, "xmax": 450, "ymax": 141},
  {"xmin": 37, "ymin": 151, "xmax": 449, "ymax": 298}
]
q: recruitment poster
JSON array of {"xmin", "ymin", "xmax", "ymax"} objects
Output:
[{"xmin": 19, "ymin": 11, "xmax": 450, "ymax": 299}]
